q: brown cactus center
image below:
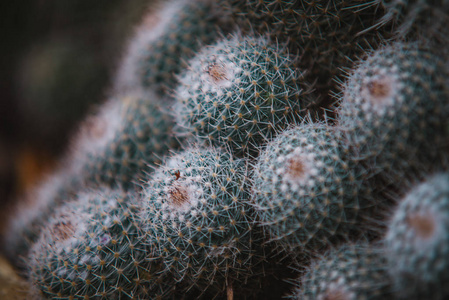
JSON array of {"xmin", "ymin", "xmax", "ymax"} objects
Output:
[
  {"xmin": 406, "ymin": 213, "xmax": 435, "ymax": 239},
  {"xmin": 52, "ymin": 220, "xmax": 75, "ymax": 241},
  {"xmin": 365, "ymin": 76, "xmax": 392, "ymax": 104},
  {"xmin": 168, "ymin": 184, "xmax": 189, "ymax": 207},
  {"xmin": 287, "ymin": 157, "xmax": 306, "ymax": 178},
  {"xmin": 208, "ymin": 63, "xmax": 227, "ymax": 83},
  {"xmin": 322, "ymin": 288, "xmax": 350, "ymax": 300}
]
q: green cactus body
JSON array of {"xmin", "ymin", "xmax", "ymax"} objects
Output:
[
  {"xmin": 174, "ymin": 34, "xmax": 312, "ymax": 157},
  {"xmin": 70, "ymin": 93, "xmax": 180, "ymax": 190},
  {"xmin": 28, "ymin": 189, "xmax": 173, "ymax": 300},
  {"xmin": 291, "ymin": 244, "xmax": 392, "ymax": 300},
  {"xmin": 251, "ymin": 122, "xmax": 375, "ymax": 255},
  {"xmin": 337, "ymin": 43, "xmax": 449, "ymax": 184},
  {"xmin": 385, "ymin": 173, "xmax": 449, "ymax": 299},
  {"xmin": 115, "ymin": 0, "xmax": 231, "ymax": 96},
  {"xmin": 219, "ymin": 0, "xmax": 388, "ymax": 102},
  {"xmin": 142, "ymin": 146, "xmax": 264, "ymax": 295}
]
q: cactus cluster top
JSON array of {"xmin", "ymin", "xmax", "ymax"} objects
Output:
[{"xmin": 3, "ymin": 0, "xmax": 449, "ymax": 299}]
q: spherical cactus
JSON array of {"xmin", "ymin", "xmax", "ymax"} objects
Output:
[
  {"xmin": 142, "ymin": 146, "xmax": 265, "ymax": 296},
  {"xmin": 28, "ymin": 189, "xmax": 175, "ymax": 299},
  {"xmin": 114, "ymin": 0, "xmax": 232, "ymax": 96},
  {"xmin": 251, "ymin": 122, "xmax": 377, "ymax": 256},
  {"xmin": 384, "ymin": 172, "xmax": 449, "ymax": 299},
  {"xmin": 70, "ymin": 92, "xmax": 180, "ymax": 190},
  {"xmin": 218, "ymin": 0, "xmax": 389, "ymax": 102},
  {"xmin": 291, "ymin": 244, "xmax": 392, "ymax": 300},
  {"xmin": 173, "ymin": 34, "xmax": 312, "ymax": 157},
  {"xmin": 336, "ymin": 43, "xmax": 449, "ymax": 186}
]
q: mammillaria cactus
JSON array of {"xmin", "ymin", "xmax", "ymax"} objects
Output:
[
  {"xmin": 336, "ymin": 43, "xmax": 449, "ymax": 186},
  {"xmin": 114, "ymin": 0, "xmax": 231, "ymax": 96},
  {"xmin": 28, "ymin": 189, "xmax": 175, "ymax": 299},
  {"xmin": 251, "ymin": 122, "xmax": 378, "ymax": 256},
  {"xmin": 291, "ymin": 244, "xmax": 392, "ymax": 300},
  {"xmin": 3, "ymin": 168, "xmax": 77, "ymax": 269},
  {"xmin": 142, "ymin": 146, "xmax": 265, "ymax": 297},
  {"xmin": 70, "ymin": 92, "xmax": 180, "ymax": 190},
  {"xmin": 384, "ymin": 172, "xmax": 449, "ymax": 299},
  {"xmin": 173, "ymin": 34, "xmax": 312, "ymax": 157}
]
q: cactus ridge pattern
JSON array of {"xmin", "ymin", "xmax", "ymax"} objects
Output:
[
  {"xmin": 174, "ymin": 34, "xmax": 312, "ymax": 157},
  {"xmin": 28, "ymin": 189, "xmax": 175, "ymax": 300},
  {"xmin": 251, "ymin": 122, "xmax": 377, "ymax": 256},
  {"xmin": 141, "ymin": 146, "xmax": 269, "ymax": 297},
  {"xmin": 384, "ymin": 172, "xmax": 449, "ymax": 299}
]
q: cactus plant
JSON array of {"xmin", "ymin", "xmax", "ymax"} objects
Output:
[
  {"xmin": 142, "ymin": 146, "xmax": 265, "ymax": 296},
  {"xmin": 173, "ymin": 34, "xmax": 312, "ymax": 157},
  {"xmin": 28, "ymin": 189, "xmax": 175, "ymax": 299},
  {"xmin": 251, "ymin": 122, "xmax": 378, "ymax": 256},
  {"xmin": 114, "ymin": 0, "xmax": 232, "ymax": 96},
  {"xmin": 69, "ymin": 92, "xmax": 180, "ymax": 190},
  {"xmin": 384, "ymin": 172, "xmax": 449, "ymax": 299},
  {"xmin": 3, "ymin": 168, "xmax": 78, "ymax": 269},
  {"xmin": 291, "ymin": 244, "xmax": 393, "ymax": 300},
  {"xmin": 336, "ymin": 43, "xmax": 449, "ymax": 187},
  {"xmin": 219, "ymin": 0, "xmax": 389, "ymax": 104},
  {"xmin": 379, "ymin": 0, "xmax": 449, "ymax": 53}
]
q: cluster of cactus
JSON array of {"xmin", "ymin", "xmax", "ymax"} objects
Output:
[{"xmin": 2, "ymin": 0, "xmax": 449, "ymax": 299}]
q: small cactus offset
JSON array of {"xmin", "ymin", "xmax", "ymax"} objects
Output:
[
  {"xmin": 384, "ymin": 172, "xmax": 449, "ymax": 299},
  {"xmin": 251, "ymin": 122, "xmax": 378, "ymax": 256},
  {"xmin": 115, "ymin": 0, "xmax": 231, "ymax": 95},
  {"xmin": 141, "ymin": 146, "xmax": 265, "ymax": 297},
  {"xmin": 173, "ymin": 34, "xmax": 312, "ymax": 157},
  {"xmin": 336, "ymin": 43, "xmax": 449, "ymax": 185},
  {"xmin": 28, "ymin": 189, "xmax": 175, "ymax": 299},
  {"xmin": 291, "ymin": 244, "xmax": 393, "ymax": 300}
]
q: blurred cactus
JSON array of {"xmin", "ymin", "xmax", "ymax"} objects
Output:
[
  {"xmin": 384, "ymin": 172, "xmax": 449, "ymax": 299},
  {"xmin": 291, "ymin": 244, "xmax": 393, "ymax": 300}
]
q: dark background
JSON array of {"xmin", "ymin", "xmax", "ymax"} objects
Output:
[{"xmin": 0, "ymin": 0, "xmax": 152, "ymax": 225}]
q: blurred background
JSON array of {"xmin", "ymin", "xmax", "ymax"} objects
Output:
[{"xmin": 0, "ymin": 0, "xmax": 153, "ymax": 225}]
